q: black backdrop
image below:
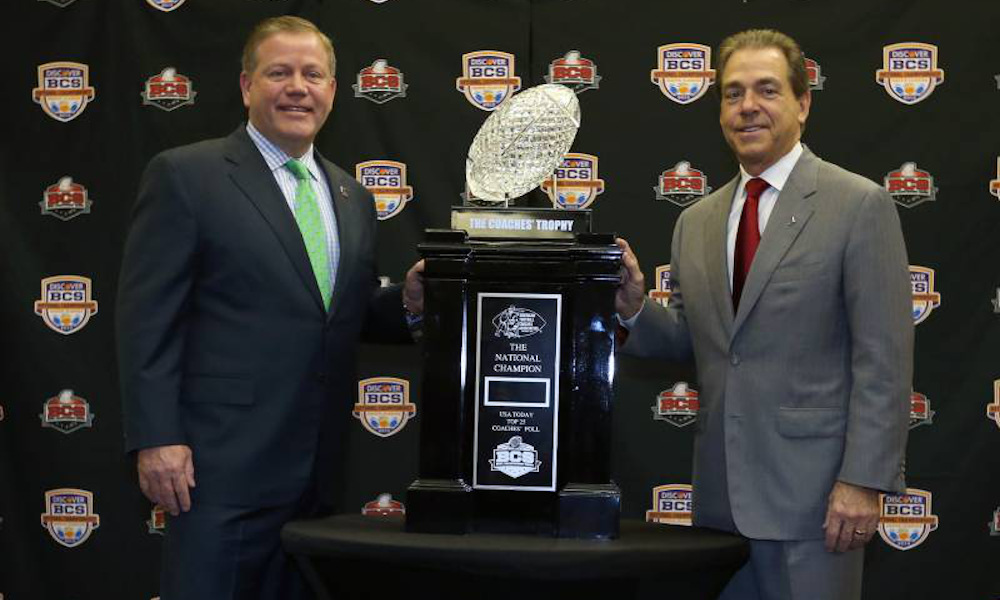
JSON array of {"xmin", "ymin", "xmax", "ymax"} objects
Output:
[{"xmin": 2, "ymin": 0, "xmax": 999, "ymax": 599}]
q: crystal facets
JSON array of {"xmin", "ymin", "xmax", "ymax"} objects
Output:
[{"xmin": 466, "ymin": 84, "xmax": 581, "ymax": 203}]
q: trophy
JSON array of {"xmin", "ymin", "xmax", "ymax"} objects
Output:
[
  {"xmin": 454, "ymin": 84, "xmax": 593, "ymax": 235},
  {"xmin": 406, "ymin": 84, "xmax": 621, "ymax": 539},
  {"xmin": 465, "ymin": 83, "xmax": 580, "ymax": 206}
]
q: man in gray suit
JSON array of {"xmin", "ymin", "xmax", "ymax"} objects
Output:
[{"xmin": 616, "ymin": 29, "xmax": 912, "ymax": 600}]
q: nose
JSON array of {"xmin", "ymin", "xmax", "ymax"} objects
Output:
[
  {"xmin": 285, "ymin": 72, "xmax": 307, "ymax": 95},
  {"xmin": 739, "ymin": 90, "xmax": 759, "ymax": 114}
]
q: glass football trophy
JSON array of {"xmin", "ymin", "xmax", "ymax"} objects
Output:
[
  {"xmin": 464, "ymin": 83, "xmax": 580, "ymax": 207},
  {"xmin": 407, "ymin": 84, "xmax": 621, "ymax": 538}
]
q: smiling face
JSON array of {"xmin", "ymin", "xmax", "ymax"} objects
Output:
[
  {"xmin": 240, "ymin": 31, "xmax": 336, "ymax": 157},
  {"xmin": 719, "ymin": 47, "xmax": 810, "ymax": 176}
]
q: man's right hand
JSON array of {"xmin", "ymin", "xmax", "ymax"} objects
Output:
[
  {"xmin": 615, "ymin": 237, "xmax": 646, "ymax": 320},
  {"xmin": 137, "ymin": 444, "xmax": 195, "ymax": 516}
]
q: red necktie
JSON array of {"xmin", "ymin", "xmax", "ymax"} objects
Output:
[{"xmin": 732, "ymin": 177, "xmax": 769, "ymax": 312}]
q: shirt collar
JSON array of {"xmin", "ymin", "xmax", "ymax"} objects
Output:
[
  {"xmin": 245, "ymin": 122, "xmax": 319, "ymax": 180},
  {"xmin": 737, "ymin": 142, "xmax": 803, "ymax": 195}
]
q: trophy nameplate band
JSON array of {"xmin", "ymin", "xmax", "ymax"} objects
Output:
[
  {"xmin": 473, "ymin": 292, "xmax": 561, "ymax": 491},
  {"xmin": 451, "ymin": 207, "xmax": 591, "ymax": 240}
]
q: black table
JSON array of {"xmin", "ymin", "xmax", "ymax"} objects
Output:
[{"xmin": 282, "ymin": 515, "xmax": 748, "ymax": 600}]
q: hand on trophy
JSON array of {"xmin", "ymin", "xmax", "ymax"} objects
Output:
[
  {"xmin": 403, "ymin": 259, "xmax": 425, "ymax": 315},
  {"xmin": 615, "ymin": 238, "xmax": 646, "ymax": 320}
]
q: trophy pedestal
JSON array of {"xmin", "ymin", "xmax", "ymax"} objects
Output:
[{"xmin": 406, "ymin": 211, "xmax": 621, "ymax": 539}]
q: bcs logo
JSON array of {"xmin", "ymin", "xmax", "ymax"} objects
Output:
[
  {"xmin": 909, "ymin": 390, "xmax": 934, "ymax": 430},
  {"xmin": 356, "ymin": 160, "xmax": 414, "ymax": 220},
  {"xmin": 40, "ymin": 389, "xmax": 94, "ymax": 434},
  {"xmin": 32, "ymin": 62, "xmax": 96, "ymax": 122},
  {"xmin": 40, "ymin": 176, "xmax": 92, "ymax": 221},
  {"xmin": 40, "ymin": 488, "xmax": 100, "ymax": 548},
  {"xmin": 652, "ymin": 382, "xmax": 699, "ymax": 428},
  {"xmin": 654, "ymin": 161, "xmax": 711, "ymax": 206},
  {"xmin": 353, "ymin": 377, "xmax": 416, "ymax": 438},
  {"xmin": 141, "ymin": 67, "xmax": 197, "ymax": 111},
  {"xmin": 648, "ymin": 264, "xmax": 672, "ymax": 307},
  {"xmin": 910, "ymin": 266, "xmax": 941, "ymax": 325},
  {"xmin": 651, "ymin": 43, "xmax": 715, "ymax": 104},
  {"xmin": 34, "ymin": 276, "xmax": 99, "ymax": 335},
  {"xmin": 489, "ymin": 435, "xmax": 541, "ymax": 478},
  {"xmin": 456, "ymin": 51, "xmax": 521, "ymax": 111},
  {"xmin": 362, "ymin": 493, "xmax": 405, "ymax": 517},
  {"xmin": 987, "ymin": 380, "xmax": 1000, "ymax": 429},
  {"xmin": 146, "ymin": 0, "xmax": 185, "ymax": 11},
  {"xmin": 540, "ymin": 153, "xmax": 605, "ymax": 210},
  {"xmin": 878, "ymin": 488, "xmax": 939, "ymax": 551},
  {"xmin": 147, "ymin": 504, "xmax": 166, "ymax": 535},
  {"xmin": 545, "ymin": 50, "xmax": 601, "ymax": 94},
  {"xmin": 884, "ymin": 162, "xmax": 937, "ymax": 208},
  {"xmin": 876, "ymin": 43, "xmax": 944, "ymax": 105},
  {"xmin": 353, "ymin": 59, "xmax": 407, "ymax": 104},
  {"xmin": 646, "ymin": 484, "xmax": 693, "ymax": 526},
  {"xmin": 805, "ymin": 57, "xmax": 826, "ymax": 90},
  {"xmin": 990, "ymin": 157, "xmax": 1000, "ymax": 200}
]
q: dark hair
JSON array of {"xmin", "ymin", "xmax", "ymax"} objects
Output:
[{"xmin": 717, "ymin": 29, "xmax": 808, "ymax": 98}]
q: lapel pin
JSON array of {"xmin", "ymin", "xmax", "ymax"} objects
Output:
[
  {"xmin": 788, "ymin": 215, "xmax": 797, "ymax": 226},
  {"xmin": 339, "ymin": 185, "xmax": 348, "ymax": 198}
]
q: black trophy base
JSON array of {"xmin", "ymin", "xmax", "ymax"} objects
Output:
[
  {"xmin": 406, "ymin": 482, "xmax": 621, "ymax": 539},
  {"xmin": 405, "ymin": 479, "xmax": 473, "ymax": 535},
  {"xmin": 557, "ymin": 482, "xmax": 621, "ymax": 539},
  {"xmin": 408, "ymin": 226, "xmax": 623, "ymax": 541}
]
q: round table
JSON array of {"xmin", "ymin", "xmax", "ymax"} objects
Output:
[{"xmin": 283, "ymin": 514, "xmax": 748, "ymax": 600}]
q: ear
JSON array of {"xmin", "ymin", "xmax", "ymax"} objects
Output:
[
  {"xmin": 797, "ymin": 88, "xmax": 812, "ymax": 128},
  {"xmin": 239, "ymin": 71, "xmax": 251, "ymax": 109},
  {"xmin": 329, "ymin": 76, "xmax": 337, "ymax": 103}
]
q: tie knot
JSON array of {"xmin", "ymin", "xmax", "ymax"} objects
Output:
[
  {"xmin": 285, "ymin": 158, "xmax": 310, "ymax": 182},
  {"xmin": 745, "ymin": 177, "xmax": 769, "ymax": 201}
]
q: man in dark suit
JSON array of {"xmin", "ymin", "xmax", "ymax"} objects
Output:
[
  {"xmin": 616, "ymin": 30, "xmax": 912, "ymax": 600},
  {"xmin": 117, "ymin": 16, "xmax": 424, "ymax": 600}
]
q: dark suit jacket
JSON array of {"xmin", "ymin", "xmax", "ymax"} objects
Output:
[
  {"xmin": 117, "ymin": 126, "xmax": 409, "ymax": 508},
  {"xmin": 623, "ymin": 147, "xmax": 913, "ymax": 540}
]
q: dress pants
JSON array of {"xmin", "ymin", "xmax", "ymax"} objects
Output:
[
  {"xmin": 160, "ymin": 495, "xmax": 318, "ymax": 600},
  {"xmin": 718, "ymin": 538, "xmax": 864, "ymax": 600}
]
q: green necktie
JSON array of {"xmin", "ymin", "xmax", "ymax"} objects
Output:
[{"xmin": 285, "ymin": 159, "xmax": 332, "ymax": 309}]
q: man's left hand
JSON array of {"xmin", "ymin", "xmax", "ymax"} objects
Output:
[
  {"xmin": 403, "ymin": 259, "xmax": 425, "ymax": 315},
  {"xmin": 823, "ymin": 481, "xmax": 881, "ymax": 552}
]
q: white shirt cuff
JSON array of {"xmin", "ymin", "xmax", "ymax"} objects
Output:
[{"xmin": 616, "ymin": 299, "xmax": 645, "ymax": 330}]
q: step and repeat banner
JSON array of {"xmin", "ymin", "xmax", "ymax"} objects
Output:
[{"xmin": 1, "ymin": 0, "xmax": 998, "ymax": 598}]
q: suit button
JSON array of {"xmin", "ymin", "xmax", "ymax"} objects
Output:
[
  {"xmin": 316, "ymin": 372, "xmax": 326, "ymax": 383},
  {"xmin": 730, "ymin": 354, "xmax": 740, "ymax": 366}
]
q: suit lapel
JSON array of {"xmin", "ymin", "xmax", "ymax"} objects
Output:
[
  {"xmin": 318, "ymin": 157, "xmax": 358, "ymax": 322},
  {"xmin": 224, "ymin": 127, "xmax": 327, "ymax": 314},
  {"xmin": 705, "ymin": 176, "xmax": 739, "ymax": 337},
  {"xmin": 731, "ymin": 147, "xmax": 819, "ymax": 335}
]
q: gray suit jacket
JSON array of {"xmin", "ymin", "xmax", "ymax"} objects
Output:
[{"xmin": 623, "ymin": 146, "xmax": 913, "ymax": 540}]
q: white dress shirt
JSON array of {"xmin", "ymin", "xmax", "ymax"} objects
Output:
[
  {"xmin": 726, "ymin": 142, "xmax": 803, "ymax": 288},
  {"xmin": 246, "ymin": 122, "xmax": 340, "ymax": 292}
]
